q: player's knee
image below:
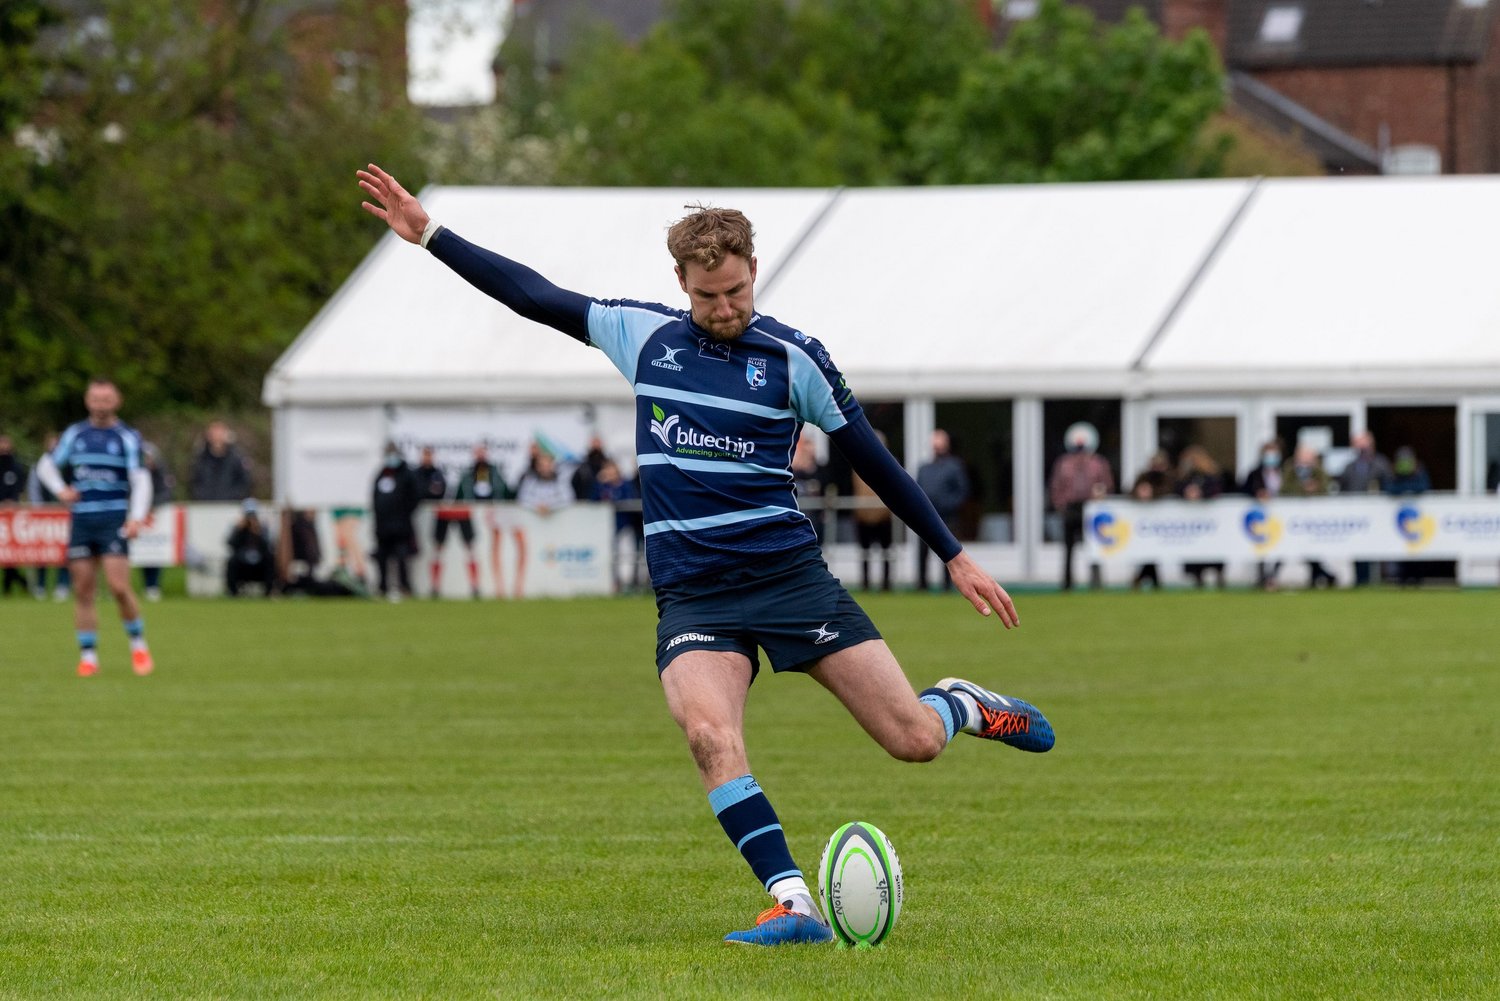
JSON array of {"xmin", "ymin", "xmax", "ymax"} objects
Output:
[
  {"xmin": 683, "ymin": 720, "xmax": 743, "ymax": 773},
  {"xmin": 885, "ymin": 724, "xmax": 945, "ymax": 763}
]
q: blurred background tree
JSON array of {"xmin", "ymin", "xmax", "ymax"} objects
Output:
[
  {"xmin": 0, "ymin": 0, "xmax": 424, "ymax": 445},
  {"xmin": 489, "ymin": 0, "xmax": 1227, "ymax": 188}
]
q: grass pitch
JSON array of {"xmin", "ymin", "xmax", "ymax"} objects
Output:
[{"xmin": 1, "ymin": 588, "xmax": 1497, "ymax": 999}]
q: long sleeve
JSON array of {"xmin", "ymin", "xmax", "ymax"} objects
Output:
[{"xmin": 426, "ymin": 227, "xmax": 594, "ymax": 342}]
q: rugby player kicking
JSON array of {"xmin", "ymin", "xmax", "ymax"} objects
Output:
[{"xmin": 358, "ymin": 164, "xmax": 1054, "ymax": 945}]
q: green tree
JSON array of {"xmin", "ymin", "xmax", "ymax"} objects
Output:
[
  {"xmin": 909, "ymin": 0, "xmax": 1227, "ymax": 183},
  {"xmin": 0, "ymin": 0, "xmax": 424, "ymax": 437},
  {"xmin": 549, "ymin": 16, "xmax": 885, "ymax": 187},
  {"xmin": 792, "ymin": 0, "xmax": 987, "ymax": 180}
]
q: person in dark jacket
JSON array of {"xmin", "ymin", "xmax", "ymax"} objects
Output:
[
  {"xmin": 225, "ymin": 500, "xmax": 275, "ymax": 596},
  {"xmin": 915, "ymin": 429, "xmax": 971, "ymax": 591},
  {"xmin": 0, "ymin": 434, "xmax": 30, "ymax": 596},
  {"xmin": 371, "ymin": 442, "xmax": 420, "ymax": 601},
  {"xmin": 189, "ymin": 421, "xmax": 252, "ymax": 501}
]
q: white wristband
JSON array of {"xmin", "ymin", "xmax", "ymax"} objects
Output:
[{"xmin": 419, "ymin": 218, "xmax": 442, "ymax": 249}]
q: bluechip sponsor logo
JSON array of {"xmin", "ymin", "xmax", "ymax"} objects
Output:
[
  {"xmin": 649, "ymin": 404, "xmax": 756, "ymax": 459},
  {"xmin": 746, "ymin": 357, "xmax": 767, "ymax": 389},
  {"xmin": 649, "ymin": 404, "xmax": 680, "ymax": 448},
  {"xmin": 668, "ymin": 631, "xmax": 716, "ymax": 649},
  {"xmin": 651, "ymin": 345, "xmax": 686, "ymax": 371}
]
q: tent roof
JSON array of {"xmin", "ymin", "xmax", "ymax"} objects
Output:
[
  {"xmin": 265, "ymin": 175, "xmax": 1500, "ymax": 408},
  {"xmin": 264, "ymin": 186, "xmax": 835, "ymax": 405},
  {"xmin": 1145, "ymin": 175, "xmax": 1500, "ymax": 392},
  {"xmin": 757, "ymin": 179, "xmax": 1255, "ymax": 397}
]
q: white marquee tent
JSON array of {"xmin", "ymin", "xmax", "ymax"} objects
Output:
[{"xmin": 264, "ymin": 175, "xmax": 1500, "ymax": 584}]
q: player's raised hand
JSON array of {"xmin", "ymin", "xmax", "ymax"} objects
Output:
[
  {"xmin": 357, "ymin": 163, "xmax": 430, "ymax": 244},
  {"xmin": 946, "ymin": 550, "xmax": 1019, "ymax": 629}
]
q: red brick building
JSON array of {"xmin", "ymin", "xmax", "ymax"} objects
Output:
[{"xmin": 1041, "ymin": 0, "xmax": 1500, "ymax": 175}]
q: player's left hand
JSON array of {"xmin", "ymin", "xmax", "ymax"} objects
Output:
[
  {"xmin": 122, "ymin": 519, "xmax": 143, "ymax": 540},
  {"xmin": 946, "ymin": 550, "xmax": 1019, "ymax": 629}
]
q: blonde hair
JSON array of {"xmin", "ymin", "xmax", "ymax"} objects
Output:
[{"xmin": 666, "ymin": 205, "xmax": 754, "ymax": 272}]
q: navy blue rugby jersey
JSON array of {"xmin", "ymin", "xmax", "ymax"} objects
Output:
[
  {"xmin": 588, "ymin": 300, "xmax": 860, "ymax": 584},
  {"xmin": 425, "ymin": 225, "xmax": 961, "ymax": 585},
  {"xmin": 50, "ymin": 420, "xmax": 144, "ymax": 522}
]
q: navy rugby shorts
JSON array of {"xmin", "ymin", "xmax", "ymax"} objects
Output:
[
  {"xmin": 654, "ymin": 545, "xmax": 881, "ymax": 676},
  {"xmin": 67, "ymin": 515, "xmax": 129, "ymax": 559}
]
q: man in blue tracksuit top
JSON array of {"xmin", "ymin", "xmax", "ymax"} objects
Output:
[
  {"xmin": 35, "ymin": 378, "xmax": 155, "ymax": 677},
  {"xmin": 358, "ymin": 164, "xmax": 1056, "ymax": 946}
]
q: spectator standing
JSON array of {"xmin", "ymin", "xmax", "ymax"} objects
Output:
[
  {"xmin": 189, "ymin": 420, "xmax": 252, "ymax": 501},
  {"xmin": 1281, "ymin": 444, "xmax": 1338, "ymax": 587},
  {"xmin": 1387, "ymin": 446, "xmax": 1432, "ymax": 587},
  {"xmin": 593, "ymin": 458, "xmax": 645, "ymax": 590},
  {"xmin": 916, "ymin": 429, "xmax": 971, "ymax": 591},
  {"xmin": 225, "ymin": 499, "xmax": 275, "ymax": 596},
  {"xmin": 413, "ymin": 446, "xmax": 447, "ymax": 504},
  {"xmin": 0, "ymin": 434, "xmax": 30, "ymax": 596},
  {"xmin": 138, "ymin": 442, "xmax": 174, "ymax": 601},
  {"xmin": 1242, "ymin": 439, "xmax": 1286, "ymax": 591},
  {"xmin": 852, "ymin": 430, "xmax": 895, "ymax": 592},
  {"xmin": 1127, "ymin": 463, "xmax": 1165, "ymax": 591},
  {"xmin": 442, "ymin": 444, "xmax": 512, "ymax": 598},
  {"xmin": 516, "ymin": 450, "xmax": 574, "ymax": 514},
  {"xmin": 1175, "ymin": 445, "xmax": 1227, "ymax": 589},
  {"xmin": 412, "ymin": 446, "xmax": 453, "ymax": 597},
  {"xmin": 570, "ymin": 436, "xmax": 609, "ymax": 504},
  {"xmin": 513, "ymin": 450, "xmax": 573, "ymax": 600},
  {"xmin": 27, "ymin": 432, "xmax": 70, "ymax": 600},
  {"xmin": 1339, "ymin": 430, "xmax": 1394, "ymax": 585},
  {"xmin": 371, "ymin": 442, "xmax": 420, "ymax": 601},
  {"xmin": 1047, "ymin": 422, "xmax": 1113, "ymax": 591}
]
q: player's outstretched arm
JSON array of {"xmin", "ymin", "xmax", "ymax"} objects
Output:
[
  {"xmin": 357, "ymin": 163, "xmax": 429, "ymax": 244},
  {"xmin": 356, "ymin": 162, "xmax": 593, "ymax": 341}
]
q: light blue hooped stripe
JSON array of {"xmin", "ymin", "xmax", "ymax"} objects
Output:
[
  {"xmin": 736, "ymin": 823, "xmax": 783, "ymax": 851},
  {"xmin": 708, "ymin": 775, "xmax": 761, "ymax": 815},
  {"xmin": 644, "ymin": 505, "xmax": 804, "ymax": 538},
  {"xmin": 636, "ymin": 453, "xmax": 789, "ymax": 478},
  {"xmin": 634, "ymin": 382, "xmax": 796, "ymax": 420}
]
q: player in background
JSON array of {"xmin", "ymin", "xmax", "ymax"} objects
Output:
[
  {"xmin": 35, "ymin": 378, "xmax": 154, "ymax": 677},
  {"xmin": 358, "ymin": 164, "xmax": 1055, "ymax": 946}
]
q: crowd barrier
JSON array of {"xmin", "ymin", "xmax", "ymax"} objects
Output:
[
  {"xmin": 0, "ymin": 503, "xmax": 617, "ymax": 599},
  {"xmin": 1084, "ymin": 495, "xmax": 1500, "ymax": 563}
]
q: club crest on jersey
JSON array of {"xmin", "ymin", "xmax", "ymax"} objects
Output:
[
  {"xmin": 746, "ymin": 357, "xmax": 767, "ymax": 389},
  {"xmin": 651, "ymin": 345, "xmax": 685, "ymax": 372},
  {"xmin": 698, "ymin": 338, "xmax": 731, "ymax": 362}
]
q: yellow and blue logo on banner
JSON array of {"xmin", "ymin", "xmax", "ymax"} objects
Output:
[
  {"xmin": 1088, "ymin": 510, "xmax": 1131, "ymax": 553},
  {"xmin": 1241, "ymin": 508, "xmax": 1283, "ymax": 554},
  {"xmin": 1395, "ymin": 505, "xmax": 1435, "ymax": 552}
]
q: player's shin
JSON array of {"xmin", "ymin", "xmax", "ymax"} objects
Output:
[{"xmin": 709, "ymin": 774, "xmax": 820, "ymax": 919}]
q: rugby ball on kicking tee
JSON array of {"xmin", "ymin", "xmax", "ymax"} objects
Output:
[{"xmin": 818, "ymin": 821, "xmax": 903, "ymax": 947}]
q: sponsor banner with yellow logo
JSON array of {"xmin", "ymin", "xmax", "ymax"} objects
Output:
[{"xmin": 1085, "ymin": 496, "xmax": 1500, "ymax": 562}]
